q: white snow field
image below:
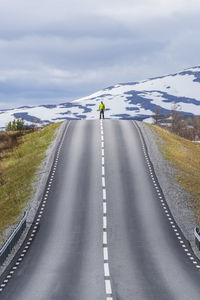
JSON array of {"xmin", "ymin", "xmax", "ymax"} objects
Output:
[{"xmin": 1, "ymin": 66, "xmax": 200, "ymax": 128}]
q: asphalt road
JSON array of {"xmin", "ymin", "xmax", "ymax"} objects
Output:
[{"xmin": 0, "ymin": 120, "xmax": 200, "ymax": 300}]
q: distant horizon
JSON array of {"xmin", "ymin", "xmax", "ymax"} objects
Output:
[{"xmin": 1, "ymin": 64, "xmax": 199, "ymax": 111}]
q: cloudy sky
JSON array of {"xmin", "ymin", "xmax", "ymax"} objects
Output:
[{"xmin": 0, "ymin": 0, "xmax": 200, "ymax": 109}]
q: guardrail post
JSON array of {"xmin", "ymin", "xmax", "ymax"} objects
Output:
[{"xmin": 194, "ymin": 227, "xmax": 200, "ymax": 251}]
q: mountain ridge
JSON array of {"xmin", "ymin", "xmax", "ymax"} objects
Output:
[{"xmin": 1, "ymin": 66, "xmax": 200, "ymax": 128}]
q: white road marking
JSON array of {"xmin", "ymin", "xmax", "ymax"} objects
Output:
[
  {"xmin": 103, "ymin": 202, "xmax": 107, "ymax": 214},
  {"xmin": 105, "ymin": 280, "xmax": 112, "ymax": 294},
  {"xmin": 102, "ymin": 149, "xmax": 105, "ymax": 156},
  {"xmin": 104, "ymin": 263, "xmax": 110, "ymax": 276},
  {"xmin": 103, "ymin": 189, "xmax": 107, "ymax": 200},
  {"xmin": 102, "ymin": 157, "xmax": 105, "ymax": 165},
  {"xmin": 102, "ymin": 177, "xmax": 106, "ymax": 187},
  {"xmin": 104, "ymin": 247, "xmax": 109, "ymax": 260},
  {"xmin": 102, "ymin": 166, "xmax": 105, "ymax": 176},
  {"xmin": 102, "ymin": 142, "xmax": 104, "ymax": 148},
  {"xmin": 103, "ymin": 232, "xmax": 108, "ymax": 244},
  {"xmin": 103, "ymin": 216, "xmax": 107, "ymax": 229}
]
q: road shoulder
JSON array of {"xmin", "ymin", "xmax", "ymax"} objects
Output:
[
  {"xmin": 137, "ymin": 121, "xmax": 200, "ymax": 259},
  {"xmin": 0, "ymin": 121, "xmax": 67, "ymax": 276}
]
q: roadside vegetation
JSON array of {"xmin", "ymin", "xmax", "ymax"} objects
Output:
[
  {"xmin": 153, "ymin": 104, "xmax": 200, "ymax": 141},
  {"xmin": 0, "ymin": 122, "xmax": 61, "ymax": 242},
  {"xmin": 149, "ymin": 124, "xmax": 200, "ymax": 225}
]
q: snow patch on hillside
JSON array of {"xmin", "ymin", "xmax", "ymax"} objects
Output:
[{"xmin": 1, "ymin": 66, "xmax": 200, "ymax": 128}]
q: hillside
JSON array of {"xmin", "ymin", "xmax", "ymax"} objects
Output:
[{"xmin": 1, "ymin": 66, "xmax": 200, "ymax": 128}]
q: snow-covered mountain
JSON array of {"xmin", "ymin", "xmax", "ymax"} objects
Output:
[{"xmin": 1, "ymin": 66, "xmax": 200, "ymax": 129}]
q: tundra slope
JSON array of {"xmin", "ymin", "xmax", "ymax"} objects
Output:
[{"xmin": 1, "ymin": 66, "xmax": 200, "ymax": 128}]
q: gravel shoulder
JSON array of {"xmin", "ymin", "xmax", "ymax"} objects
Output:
[
  {"xmin": 0, "ymin": 121, "xmax": 67, "ymax": 276},
  {"xmin": 137, "ymin": 121, "xmax": 200, "ymax": 259}
]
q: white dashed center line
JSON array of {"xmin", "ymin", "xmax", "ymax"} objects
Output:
[{"xmin": 100, "ymin": 120, "xmax": 113, "ymax": 299}]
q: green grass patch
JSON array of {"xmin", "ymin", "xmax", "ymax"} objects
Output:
[
  {"xmin": 0, "ymin": 123, "xmax": 62, "ymax": 240},
  {"xmin": 149, "ymin": 125, "xmax": 200, "ymax": 224}
]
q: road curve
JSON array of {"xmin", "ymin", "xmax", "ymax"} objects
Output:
[{"xmin": 0, "ymin": 120, "xmax": 200, "ymax": 300}]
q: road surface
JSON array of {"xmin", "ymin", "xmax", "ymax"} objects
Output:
[{"xmin": 0, "ymin": 120, "xmax": 200, "ymax": 300}]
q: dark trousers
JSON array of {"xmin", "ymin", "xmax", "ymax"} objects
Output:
[{"xmin": 100, "ymin": 109, "xmax": 104, "ymax": 119}]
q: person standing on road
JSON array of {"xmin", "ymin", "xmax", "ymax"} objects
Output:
[{"xmin": 99, "ymin": 101, "xmax": 105, "ymax": 119}]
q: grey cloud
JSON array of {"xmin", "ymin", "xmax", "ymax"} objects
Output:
[{"xmin": 0, "ymin": 0, "xmax": 200, "ymax": 108}]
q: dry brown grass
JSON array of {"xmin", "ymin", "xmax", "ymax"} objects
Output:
[
  {"xmin": 149, "ymin": 125, "xmax": 200, "ymax": 225},
  {"xmin": 0, "ymin": 132, "xmax": 18, "ymax": 151}
]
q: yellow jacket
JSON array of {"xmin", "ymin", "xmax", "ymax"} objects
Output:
[{"xmin": 99, "ymin": 103, "xmax": 105, "ymax": 111}]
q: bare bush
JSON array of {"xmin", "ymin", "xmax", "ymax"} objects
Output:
[{"xmin": 156, "ymin": 102, "xmax": 200, "ymax": 141}]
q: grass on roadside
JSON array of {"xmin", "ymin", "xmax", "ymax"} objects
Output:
[
  {"xmin": 149, "ymin": 124, "xmax": 200, "ymax": 225},
  {"xmin": 0, "ymin": 123, "xmax": 62, "ymax": 241}
]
